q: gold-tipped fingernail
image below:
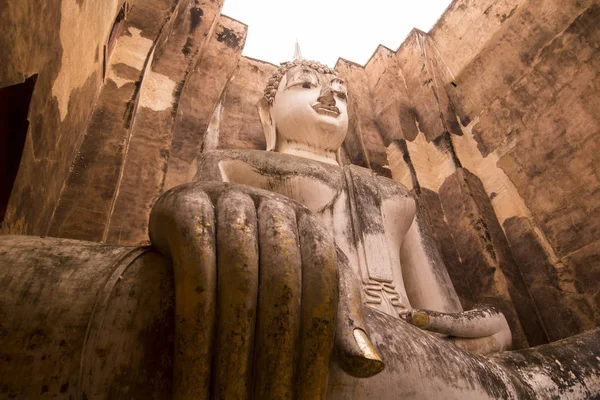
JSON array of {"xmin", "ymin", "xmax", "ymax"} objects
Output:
[
  {"xmin": 408, "ymin": 311, "xmax": 430, "ymax": 329},
  {"xmin": 353, "ymin": 328, "xmax": 382, "ymax": 362}
]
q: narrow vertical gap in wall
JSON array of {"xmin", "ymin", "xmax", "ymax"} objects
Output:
[
  {"xmin": 0, "ymin": 74, "xmax": 37, "ymax": 224},
  {"xmin": 104, "ymin": 1, "xmax": 128, "ymax": 80}
]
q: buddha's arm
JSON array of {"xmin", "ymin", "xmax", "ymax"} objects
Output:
[
  {"xmin": 399, "ymin": 211, "xmax": 463, "ymax": 313},
  {"xmin": 400, "ymin": 211, "xmax": 512, "ymax": 353}
]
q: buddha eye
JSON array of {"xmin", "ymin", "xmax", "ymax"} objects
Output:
[
  {"xmin": 336, "ymin": 92, "xmax": 347, "ymax": 100},
  {"xmin": 302, "ymin": 83, "xmax": 312, "ymax": 89}
]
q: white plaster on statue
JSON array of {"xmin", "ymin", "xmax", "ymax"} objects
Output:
[{"xmin": 400, "ymin": 220, "xmax": 450, "ymax": 311}]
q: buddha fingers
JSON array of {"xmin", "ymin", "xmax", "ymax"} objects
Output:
[
  {"xmin": 213, "ymin": 191, "xmax": 259, "ymax": 400},
  {"xmin": 253, "ymin": 199, "xmax": 302, "ymax": 399},
  {"xmin": 335, "ymin": 247, "xmax": 384, "ymax": 378},
  {"xmin": 150, "ymin": 183, "xmax": 379, "ymax": 400},
  {"xmin": 406, "ymin": 305, "xmax": 510, "ymax": 338},
  {"xmin": 405, "ymin": 305, "xmax": 513, "ymax": 353},
  {"xmin": 149, "ymin": 184, "xmax": 218, "ymax": 400},
  {"xmin": 296, "ymin": 213, "xmax": 339, "ymax": 400}
]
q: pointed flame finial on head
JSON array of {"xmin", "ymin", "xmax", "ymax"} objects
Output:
[{"xmin": 294, "ymin": 39, "xmax": 303, "ymax": 61}]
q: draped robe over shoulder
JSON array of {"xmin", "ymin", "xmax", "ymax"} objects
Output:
[{"xmin": 195, "ymin": 149, "xmax": 463, "ymax": 318}]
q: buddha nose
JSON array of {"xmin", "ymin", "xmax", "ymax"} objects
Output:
[{"xmin": 317, "ymin": 86, "xmax": 336, "ymax": 107}]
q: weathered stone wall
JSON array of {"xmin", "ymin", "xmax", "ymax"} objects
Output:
[
  {"xmin": 46, "ymin": 0, "xmax": 207, "ymax": 243},
  {"xmin": 164, "ymin": 17, "xmax": 249, "ymax": 191},
  {"xmin": 428, "ymin": 0, "xmax": 527, "ymax": 75},
  {"xmin": 102, "ymin": 10, "xmax": 244, "ymax": 246},
  {"xmin": 335, "ymin": 59, "xmax": 390, "ymax": 176},
  {"xmin": 0, "ymin": 0, "xmax": 240, "ymax": 245},
  {"xmin": 210, "ymin": 57, "xmax": 276, "ymax": 152},
  {"xmin": 370, "ymin": 0, "xmax": 600, "ymax": 344},
  {"xmin": 450, "ymin": 0, "xmax": 600, "ymax": 338},
  {"xmin": 0, "ymin": 0, "xmax": 125, "ymax": 235}
]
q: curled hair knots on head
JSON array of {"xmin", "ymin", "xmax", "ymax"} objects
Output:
[{"xmin": 263, "ymin": 60, "xmax": 339, "ymax": 104}]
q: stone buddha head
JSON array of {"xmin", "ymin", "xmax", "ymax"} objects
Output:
[{"xmin": 257, "ymin": 60, "xmax": 349, "ymax": 165}]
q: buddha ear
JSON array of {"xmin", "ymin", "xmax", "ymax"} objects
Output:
[{"xmin": 257, "ymin": 97, "xmax": 277, "ymax": 151}]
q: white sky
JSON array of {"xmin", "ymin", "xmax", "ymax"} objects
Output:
[{"xmin": 222, "ymin": 0, "xmax": 454, "ymax": 67}]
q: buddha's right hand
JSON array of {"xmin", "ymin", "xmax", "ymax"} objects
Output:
[
  {"xmin": 149, "ymin": 182, "xmax": 382, "ymax": 400},
  {"xmin": 404, "ymin": 305, "xmax": 512, "ymax": 354}
]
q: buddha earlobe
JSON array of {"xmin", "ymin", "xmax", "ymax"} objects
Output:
[{"xmin": 257, "ymin": 97, "xmax": 277, "ymax": 151}]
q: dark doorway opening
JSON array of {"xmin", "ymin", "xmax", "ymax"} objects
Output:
[{"xmin": 0, "ymin": 74, "xmax": 37, "ymax": 224}]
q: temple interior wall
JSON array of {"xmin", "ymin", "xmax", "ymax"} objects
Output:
[
  {"xmin": 0, "ymin": 0, "xmax": 126, "ymax": 235},
  {"xmin": 368, "ymin": 0, "xmax": 600, "ymax": 344},
  {"xmin": 1, "ymin": 0, "xmax": 598, "ymax": 347}
]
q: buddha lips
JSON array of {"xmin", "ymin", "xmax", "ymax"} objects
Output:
[{"xmin": 311, "ymin": 103, "xmax": 341, "ymax": 117}]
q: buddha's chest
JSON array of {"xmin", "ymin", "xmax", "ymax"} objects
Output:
[{"xmin": 216, "ymin": 157, "xmax": 416, "ymax": 315}]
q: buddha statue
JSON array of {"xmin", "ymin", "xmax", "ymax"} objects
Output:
[
  {"xmin": 0, "ymin": 59, "xmax": 599, "ymax": 400},
  {"xmin": 191, "ymin": 59, "xmax": 514, "ymax": 351},
  {"xmin": 148, "ymin": 59, "xmax": 600, "ymax": 398}
]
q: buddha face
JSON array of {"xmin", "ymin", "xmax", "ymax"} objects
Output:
[{"xmin": 260, "ymin": 64, "xmax": 349, "ymax": 156}]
